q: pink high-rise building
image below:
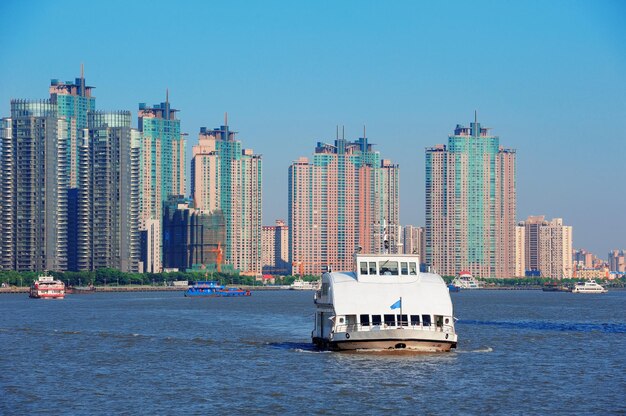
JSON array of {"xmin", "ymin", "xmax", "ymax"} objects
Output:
[
  {"xmin": 288, "ymin": 131, "xmax": 399, "ymax": 276},
  {"xmin": 191, "ymin": 118, "xmax": 262, "ymax": 274}
]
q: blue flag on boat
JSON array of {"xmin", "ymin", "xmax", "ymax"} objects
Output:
[{"xmin": 390, "ymin": 299, "xmax": 402, "ymax": 310}]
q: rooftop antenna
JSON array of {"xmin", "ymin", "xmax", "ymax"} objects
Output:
[
  {"xmin": 225, "ymin": 112, "xmax": 228, "ymax": 126},
  {"xmin": 342, "ymin": 125, "xmax": 345, "ymax": 140},
  {"xmin": 80, "ymin": 63, "xmax": 84, "ymax": 79},
  {"xmin": 336, "ymin": 125, "xmax": 338, "ymax": 140},
  {"xmin": 166, "ymin": 88, "xmax": 169, "ymax": 105},
  {"xmin": 363, "ymin": 125, "xmax": 366, "ymax": 139},
  {"xmin": 474, "ymin": 109, "xmax": 477, "ymax": 125}
]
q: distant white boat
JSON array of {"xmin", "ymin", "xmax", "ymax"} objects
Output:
[
  {"xmin": 572, "ymin": 280, "xmax": 607, "ymax": 294},
  {"xmin": 452, "ymin": 271, "xmax": 481, "ymax": 289},
  {"xmin": 290, "ymin": 279, "xmax": 320, "ymax": 290}
]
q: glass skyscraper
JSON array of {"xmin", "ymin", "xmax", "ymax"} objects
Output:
[{"xmin": 425, "ymin": 119, "xmax": 516, "ymax": 278}]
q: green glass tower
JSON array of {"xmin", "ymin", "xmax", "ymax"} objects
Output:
[
  {"xmin": 425, "ymin": 118, "xmax": 516, "ymax": 278},
  {"xmin": 49, "ymin": 66, "xmax": 96, "ymax": 188}
]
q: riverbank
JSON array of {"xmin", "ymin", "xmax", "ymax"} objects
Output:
[
  {"xmin": 0, "ymin": 284, "xmax": 290, "ymax": 294},
  {"xmin": 2, "ymin": 284, "xmax": 623, "ymax": 294}
]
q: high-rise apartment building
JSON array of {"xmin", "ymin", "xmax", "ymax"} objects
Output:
[
  {"xmin": 190, "ymin": 119, "xmax": 262, "ymax": 274},
  {"xmin": 538, "ymin": 218, "xmax": 573, "ymax": 279},
  {"xmin": 520, "ymin": 215, "xmax": 545, "ymax": 273},
  {"xmin": 49, "ymin": 68, "xmax": 95, "ymax": 189},
  {"xmin": 518, "ymin": 216, "xmax": 573, "ymax": 279},
  {"xmin": 75, "ymin": 111, "xmax": 140, "ymax": 272},
  {"xmin": 426, "ymin": 119, "xmax": 516, "ymax": 278},
  {"xmin": 288, "ymin": 130, "xmax": 400, "ymax": 276},
  {"xmin": 403, "ymin": 225, "xmax": 425, "ymax": 264},
  {"xmin": 515, "ymin": 224, "xmax": 526, "ymax": 277},
  {"xmin": 137, "ymin": 95, "xmax": 186, "ymax": 272},
  {"xmin": 262, "ymin": 220, "xmax": 290, "ymax": 275},
  {"xmin": 608, "ymin": 250, "xmax": 626, "ymax": 273},
  {"xmin": 0, "ymin": 100, "xmax": 68, "ymax": 271}
]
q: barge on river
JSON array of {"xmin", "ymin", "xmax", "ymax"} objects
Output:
[{"xmin": 312, "ymin": 254, "xmax": 457, "ymax": 352}]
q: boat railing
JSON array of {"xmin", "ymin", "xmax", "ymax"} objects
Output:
[{"xmin": 335, "ymin": 322, "xmax": 449, "ymax": 333}]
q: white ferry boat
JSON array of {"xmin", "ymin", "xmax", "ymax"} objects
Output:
[
  {"xmin": 572, "ymin": 280, "xmax": 607, "ymax": 294},
  {"xmin": 290, "ymin": 279, "xmax": 321, "ymax": 290},
  {"xmin": 452, "ymin": 270, "xmax": 481, "ymax": 289},
  {"xmin": 312, "ymin": 253, "xmax": 458, "ymax": 352},
  {"xmin": 29, "ymin": 273, "xmax": 65, "ymax": 299}
]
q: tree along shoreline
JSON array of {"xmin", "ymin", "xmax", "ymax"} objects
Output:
[
  {"xmin": 0, "ymin": 269, "xmax": 322, "ymax": 288},
  {"xmin": 2, "ymin": 269, "xmax": 625, "ymax": 289}
]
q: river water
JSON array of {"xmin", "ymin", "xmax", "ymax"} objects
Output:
[{"xmin": 1, "ymin": 289, "xmax": 625, "ymax": 415}]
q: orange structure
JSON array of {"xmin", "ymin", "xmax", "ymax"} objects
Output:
[{"xmin": 209, "ymin": 242, "xmax": 224, "ymax": 273}]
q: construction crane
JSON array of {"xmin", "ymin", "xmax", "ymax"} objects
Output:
[{"xmin": 209, "ymin": 242, "xmax": 224, "ymax": 273}]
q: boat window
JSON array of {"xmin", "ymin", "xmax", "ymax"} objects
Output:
[
  {"xmin": 435, "ymin": 315, "xmax": 443, "ymax": 328},
  {"xmin": 322, "ymin": 282, "xmax": 329, "ymax": 296},
  {"xmin": 422, "ymin": 314, "xmax": 431, "ymax": 326},
  {"xmin": 372, "ymin": 315, "xmax": 382, "ymax": 326},
  {"xmin": 379, "ymin": 261, "xmax": 399, "ymax": 276},
  {"xmin": 360, "ymin": 314, "xmax": 370, "ymax": 327},
  {"xmin": 397, "ymin": 314, "xmax": 408, "ymax": 326},
  {"xmin": 384, "ymin": 314, "xmax": 396, "ymax": 326},
  {"xmin": 360, "ymin": 262, "xmax": 368, "ymax": 275},
  {"xmin": 369, "ymin": 262, "xmax": 377, "ymax": 275},
  {"xmin": 400, "ymin": 262, "xmax": 408, "ymax": 275},
  {"xmin": 410, "ymin": 315, "xmax": 420, "ymax": 326},
  {"xmin": 409, "ymin": 263, "xmax": 417, "ymax": 275}
]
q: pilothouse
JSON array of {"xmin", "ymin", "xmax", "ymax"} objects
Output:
[{"xmin": 312, "ymin": 254, "xmax": 458, "ymax": 352}]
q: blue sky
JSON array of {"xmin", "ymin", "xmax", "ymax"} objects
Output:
[{"xmin": 1, "ymin": 0, "xmax": 624, "ymax": 256}]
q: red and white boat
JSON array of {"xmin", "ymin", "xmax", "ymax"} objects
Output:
[{"xmin": 29, "ymin": 273, "xmax": 65, "ymax": 299}]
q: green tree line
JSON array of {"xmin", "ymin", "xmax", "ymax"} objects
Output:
[
  {"xmin": 0, "ymin": 269, "xmax": 321, "ymax": 287},
  {"xmin": 442, "ymin": 275, "xmax": 626, "ymax": 288}
]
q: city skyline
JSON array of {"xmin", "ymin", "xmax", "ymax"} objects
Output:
[{"xmin": 1, "ymin": 1, "xmax": 624, "ymax": 256}]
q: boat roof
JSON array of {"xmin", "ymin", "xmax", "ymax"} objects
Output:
[{"xmin": 323, "ymin": 270, "xmax": 453, "ymax": 316}]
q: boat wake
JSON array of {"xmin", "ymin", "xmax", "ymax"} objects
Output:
[
  {"xmin": 267, "ymin": 341, "xmax": 323, "ymax": 352},
  {"xmin": 455, "ymin": 347, "xmax": 493, "ymax": 353},
  {"xmin": 459, "ymin": 320, "xmax": 626, "ymax": 333}
]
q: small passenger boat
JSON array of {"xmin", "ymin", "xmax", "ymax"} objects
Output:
[
  {"xmin": 451, "ymin": 271, "xmax": 481, "ymax": 289},
  {"xmin": 29, "ymin": 273, "xmax": 65, "ymax": 299},
  {"xmin": 290, "ymin": 279, "xmax": 321, "ymax": 290},
  {"xmin": 184, "ymin": 281, "xmax": 251, "ymax": 297},
  {"xmin": 572, "ymin": 280, "xmax": 607, "ymax": 294},
  {"xmin": 312, "ymin": 253, "xmax": 458, "ymax": 352}
]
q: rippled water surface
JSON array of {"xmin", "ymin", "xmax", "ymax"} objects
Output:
[{"xmin": 1, "ymin": 290, "xmax": 625, "ymax": 414}]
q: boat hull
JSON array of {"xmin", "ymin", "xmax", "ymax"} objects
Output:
[
  {"xmin": 316, "ymin": 338, "xmax": 456, "ymax": 352},
  {"xmin": 314, "ymin": 327, "xmax": 457, "ymax": 352},
  {"xmin": 29, "ymin": 293, "xmax": 65, "ymax": 299},
  {"xmin": 185, "ymin": 290, "xmax": 251, "ymax": 297}
]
